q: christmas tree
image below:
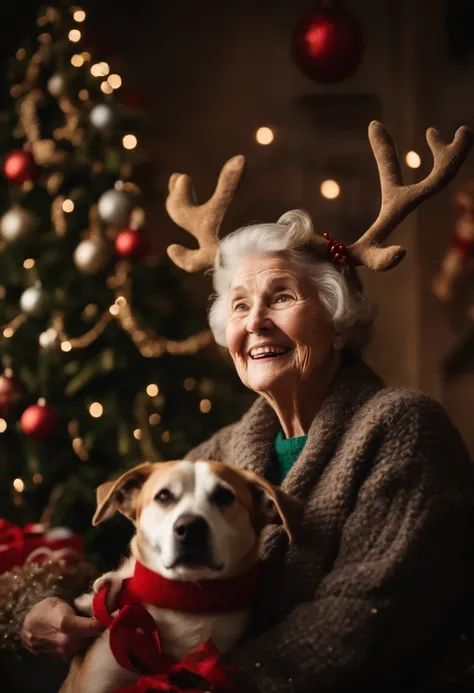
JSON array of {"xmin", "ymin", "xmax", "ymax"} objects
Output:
[{"xmin": 0, "ymin": 3, "xmax": 252, "ymax": 572}]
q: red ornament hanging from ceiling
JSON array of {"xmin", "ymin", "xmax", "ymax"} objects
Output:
[{"xmin": 291, "ymin": 1, "xmax": 364, "ymax": 84}]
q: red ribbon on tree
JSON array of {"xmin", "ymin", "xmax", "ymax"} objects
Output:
[{"xmin": 93, "ymin": 584, "xmax": 241, "ymax": 693}]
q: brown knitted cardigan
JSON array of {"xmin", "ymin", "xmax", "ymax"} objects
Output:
[{"xmin": 186, "ymin": 355, "xmax": 474, "ymax": 693}]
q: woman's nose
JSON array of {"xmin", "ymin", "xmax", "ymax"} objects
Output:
[{"xmin": 246, "ymin": 306, "xmax": 272, "ymax": 334}]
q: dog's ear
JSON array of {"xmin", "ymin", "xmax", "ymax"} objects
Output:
[
  {"xmin": 92, "ymin": 462, "xmax": 155, "ymax": 526},
  {"xmin": 238, "ymin": 468, "xmax": 303, "ymax": 543}
]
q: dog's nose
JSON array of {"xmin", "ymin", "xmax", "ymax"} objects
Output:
[{"xmin": 173, "ymin": 514, "xmax": 209, "ymax": 545}]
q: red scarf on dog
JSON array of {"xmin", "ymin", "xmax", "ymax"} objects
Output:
[{"xmin": 92, "ymin": 560, "xmax": 261, "ymax": 692}]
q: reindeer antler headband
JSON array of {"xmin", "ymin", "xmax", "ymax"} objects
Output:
[{"xmin": 165, "ymin": 121, "xmax": 473, "ymax": 276}]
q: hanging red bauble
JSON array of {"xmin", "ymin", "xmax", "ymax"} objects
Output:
[
  {"xmin": 291, "ymin": 3, "xmax": 363, "ymax": 84},
  {"xmin": 0, "ymin": 371, "xmax": 20, "ymax": 415},
  {"xmin": 115, "ymin": 229, "xmax": 148, "ymax": 258},
  {"xmin": 3, "ymin": 150, "xmax": 37, "ymax": 186},
  {"xmin": 21, "ymin": 401, "xmax": 58, "ymax": 440}
]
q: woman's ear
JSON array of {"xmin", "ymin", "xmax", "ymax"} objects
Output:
[
  {"xmin": 238, "ymin": 468, "xmax": 304, "ymax": 543},
  {"xmin": 92, "ymin": 462, "xmax": 155, "ymax": 526}
]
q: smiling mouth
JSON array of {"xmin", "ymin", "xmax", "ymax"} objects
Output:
[{"xmin": 248, "ymin": 346, "xmax": 292, "ymax": 360}]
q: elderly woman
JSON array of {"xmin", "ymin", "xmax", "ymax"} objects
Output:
[{"xmin": 22, "ymin": 122, "xmax": 474, "ymax": 692}]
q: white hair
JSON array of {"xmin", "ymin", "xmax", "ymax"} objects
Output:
[{"xmin": 208, "ymin": 209, "xmax": 375, "ymax": 350}]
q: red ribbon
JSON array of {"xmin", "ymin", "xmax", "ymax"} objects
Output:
[
  {"xmin": 121, "ymin": 560, "xmax": 261, "ymax": 614},
  {"xmin": 0, "ymin": 519, "xmax": 82, "ymax": 573},
  {"xmin": 93, "ymin": 585, "xmax": 241, "ymax": 693}
]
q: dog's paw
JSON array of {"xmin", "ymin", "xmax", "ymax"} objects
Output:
[
  {"xmin": 74, "ymin": 591, "xmax": 94, "ymax": 615},
  {"xmin": 93, "ymin": 572, "xmax": 123, "ymax": 611}
]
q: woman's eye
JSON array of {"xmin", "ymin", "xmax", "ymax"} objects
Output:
[
  {"xmin": 233, "ymin": 302, "xmax": 248, "ymax": 312},
  {"xmin": 274, "ymin": 294, "xmax": 291, "ymax": 304},
  {"xmin": 155, "ymin": 488, "xmax": 174, "ymax": 504}
]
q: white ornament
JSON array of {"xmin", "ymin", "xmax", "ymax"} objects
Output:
[
  {"xmin": 0, "ymin": 206, "xmax": 37, "ymax": 243},
  {"xmin": 90, "ymin": 104, "xmax": 115, "ymax": 131},
  {"xmin": 74, "ymin": 237, "xmax": 111, "ymax": 274},
  {"xmin": 97, "ymin": 189, "xmax": 133, "ymax": 227},
  {"xmin": 20, "ymin": 285, "xmax": 46, "ymax": 317},
  {"xmin": 47, "ymin": 73, "xmax": 66, "ymax": 97}
]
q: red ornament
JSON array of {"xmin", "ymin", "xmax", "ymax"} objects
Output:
[
  {"xmin": 0, "ymin": 371, "xmax": 20, "ymax": 415},
  {"xmin": 3, "ymin": 150, "xmax": 37, "ymax": 186},
  {"xmin": 291, "ymin": 3, "xmax": 363, "ymax": 84},
  {"xmin": 115, "ymin": 229, "xmax": 147, "ymax": 258},
  {"xmin": 21, "ymin": 401, "xmax": 58, "ymax": 440}
]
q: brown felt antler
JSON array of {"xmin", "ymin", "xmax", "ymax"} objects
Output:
[
  {"xmin": 165, "ymin": 155, "xmax": 246, "ymax": 272},
  {"xmin": 310, "ymin": 120, "xmax": 474, "ymax": 271},
  {"xmin": 165, "ymin": 122, "xmax": 473, "ymax": 276}
]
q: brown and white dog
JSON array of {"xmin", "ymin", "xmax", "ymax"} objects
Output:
[{"xmin": 60, "ymin": 459, "xmax": 303, "ymax": 693}]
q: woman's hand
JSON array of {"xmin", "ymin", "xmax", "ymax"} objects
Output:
[{"xmin": 21, "ymin": 597, "xmax": 105, "ymax": 659}]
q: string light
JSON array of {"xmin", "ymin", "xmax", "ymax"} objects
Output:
[
  {"xmin": 91, "ymin": 62, "xmax": 110, "ymax": 77},
  {"xmin": 256, "ymin": 127, "xmax": 274, "ymax": 145},
  {"xmin": 73, "ymin": 9, "xmax": 86, "ymax": 22},
  {"xmin": 109, "ymin": 304, "xmax": 120, "ymax": 316},
  {"xmin": 78, "ymin": 89, "xmax": 89, "ymax": 101},
  {"xmin": 16, "ymin": 48, "xmax": 26, "ymax": 60},
  {"xmin": 23, "ymin": 258, "xmax": 35, "ymax": 269},
  {"xmin": 200, "ymin": 399, "xmax": 212, "ymax": 413},
  {"xmin": 108, "ymin": 74, "xmax": 122, "ymax": 89},
  {"xmin": 62, "ymin": 199, "xmax": 74, "ymax": 212},
  {"xmin": 89, "ymin": 402, "xmax": 103, "ymax": 418},
  {"xmin": 61, "ymin": 341, "xmax": 72, "ymax": 352},
  {"xmin": 101, "ymin": 81, "xmax": 113, "ymax": 95},
  {"xmin": 3, "ymin": 328, "xmax": 14, "ymax": 339},
  {"xmin": 406, "ymin": 151, "xmax": 421, "ymax": 169},
  {"xmin": 72, "ymin": 437, "xmax": 82, "ymax": 451},
  {"xmin": 71, "ymin": 54, "xmax": 84, "ymax": 67},
  {"xmin": 162, "ymin": 431, "xmax": 170, "ymax": 443},
  {"xmin": 183, "ymin": 378, "xmax": 196, "ymax": 391},
  {"xmin": 0, "ymin": 419, "xmax": 7, "ymax": 433},
  {"xmin": 149, "ymin": 413, "xmax": 161, "ymax": 425},
  {"xmin": 123, "ymin": 134, "xmax": 137, "ymax": 150},
  {"xmin": 133, "ymin": 429, "xmax": 142, "ymax": 440},
  {"xmin": 0, "ymin": 287, "xmax": 5, "ymax": 299},
  {"xmin": 39, "ymin": 328, "xmax": 58, "ymax": 348},
  {"xmin": 68, "ymin": 29, "xmax": 81, "ymax": 42},
  {"xmin": 13, "ymin": 478, "xmax": 24, "ymax": 493},
  {"xmin": 146, "ymin": 384, "xmax": 159, "ymax": 397},
  {"xmin": 320, "ymin": 179, "xmax": 340, "ymax": 199},
  {"xmin": 81, "ymin": 51, "xmax": 91, "ymax": 62},
  {"xmin": 33, "ymin": 473, "xmax": 43, "ymax": 484}
]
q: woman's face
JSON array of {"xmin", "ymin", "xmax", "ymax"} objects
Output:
[{"xmin": 225, "ymin": 253, "xmax": 338, "ymax": 395}]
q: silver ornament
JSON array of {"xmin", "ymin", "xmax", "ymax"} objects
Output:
[
  {"xmin": 74, "ymin": 237, "xmax": 111, "ymax": 274},
  {"xmin": 0, "ymin": 206, "xmax": 37, "ymax": 243},
  {"xmin": 20, "ymin": 285, "xmax": 46, "ymax": 317},
  {"xmin": 47, "ymin": 73, "xmax": 66, "ymax": 97},
  {"xmin": 90, "ymin": 104, "xmax": 115, "ymax": 131},
  {"xmin": 97, "ymin": 189, "xmax": 133, "ymax": 228}
]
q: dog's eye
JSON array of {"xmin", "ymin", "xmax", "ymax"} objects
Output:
[
  {"xmin": 211, "ymin": 486, "xmax": 236, "ymax": 507},
  {"xmin": 155, "ymin": 488, "xmax": 174, "ymax": 504}
]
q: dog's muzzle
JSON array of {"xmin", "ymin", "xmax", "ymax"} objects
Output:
[{"xmin": 171, "ymin": 513, "xmax": 212, "ymax": 567}]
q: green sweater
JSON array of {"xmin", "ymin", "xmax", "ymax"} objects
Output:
[{"xmin": 274, "ymin": 430, "xmax": 308, "ymax": 483}]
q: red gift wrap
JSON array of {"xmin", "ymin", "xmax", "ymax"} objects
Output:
[{"xmin": 0, "ymin": 519, "xmax": 83, "ymax": 573}]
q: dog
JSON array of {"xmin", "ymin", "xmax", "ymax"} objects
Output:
[{"xmin": 59, "ymin": 459, "xmax": 303, "ymax": 693}]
